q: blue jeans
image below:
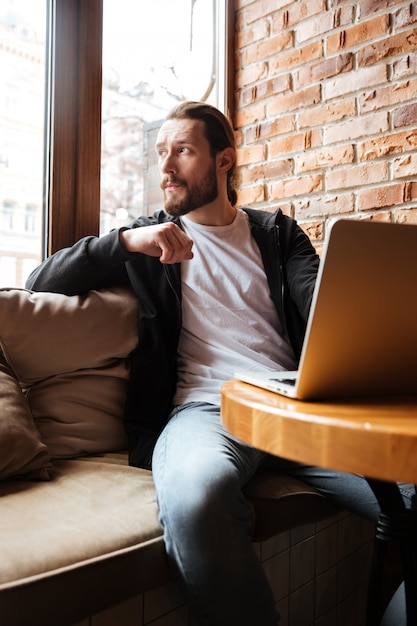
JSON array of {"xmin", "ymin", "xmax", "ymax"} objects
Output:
[{"xmin": 152, "ymin": 402, "xmax": 411, "ymax": 626}]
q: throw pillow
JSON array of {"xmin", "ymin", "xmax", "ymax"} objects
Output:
[
  {"xmin": 0, "ymin": 352, "xmax": 51, "ymax": 481},
  {"xmin": 0, "ymin": 287, "xmax": 138, "ymax": 459},
  {"xmin": 27, "ymin": 367, "xmax": 129, "ymax": 457}
]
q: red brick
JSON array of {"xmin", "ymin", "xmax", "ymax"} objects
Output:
[
  {"xmin": 359, "ymin": 212, "xmax": 392, "ymax": 224},
  {"xmin": 324, "ymin": 112, "xmax": 388, "ymax": 144},
  {"xmin": 235, "ymin": 18, "xmax": 270, "ymax": 49},
  {"xmin": 245, "ymin": 116, "xmax": 295, "ymax": 143},
  {"xmin": 294, "ymin": 53, "xmax": 353, "ymax": 89},
  {"xmin": 270, "ymin": 174, "xmax": 323, "ymax": 201},
  {"xmin": 360, "ymin": 0, "xmax": 400, "ymax": 19},
  {"xmin": 358, "ymin": 29, "xmax": 417, "ymax": 67},
  {"xmin": 358, "ymin": 183, "xmax": 413, "ymax": 211},
  {"xmin": 326, "ymin": 162, "xmax": 389, "ymax": 190},
  {"xmin": 393, "ymin": 154, "xmax": 417, "ymax": 179},
  {"xmin": 393, "ymin": 102, "xmax": 417, "ymax": 128},
  {"xmin": 294, "ymin": 193, "xmax": 354, "ymax": 218},
  {"xmin": 325, "ymin": 64, "xmax": 388, "ymax": 100},
  {"xmin": 360, "ymin": 79, "xmax": 417, "ymax": 113},
  {"xmin": 270, "ymin": 40, "xmax": 323, "ymax": 74},
  {"xmin": 241, "ymin": 74, "xmax": 290, "ymax": 107},
  {"xmin": 270, "ymin": 130, "xmax": 322, "ymax": 158},
  {"xmin": 236, "ymin": 62, "xmax": 268, "ymax": 89},
  {"xmin": 267, "ymin": 84, "xmax": 321, "ymax": 117},
  {"xmin": 243, "ymin": 31, "xmax": 293, "ymax": 66},
  {"xmin": 392, "ymin": 52, "xmax": 417, "ymax": 79},
  {"xmin": 295, "ymin": 11, "xmax": 334, "ymax": 44},
  {"xmin": 296, "ymin": 145, "xmax": 354, "ymax": 174},
  {"xmin": 299, "ymin": 99, "xmax": 356, "ymax": 129},
  {"xmin": 237, "ymin": 143, "xmax": 267, "ymax": 167},
  {"xmin": 396, "ymin": 208, "xmax": 417, "ymax": 224},
  {"xmin": 239, "ymin": 159, "xmax": 293, "ymax": 186},
  {"xmin": 327, "ymin": 15, "xmax": 389, "ymax": 55},
  {"xmin": 299, "ymin": 220, "xmax": 325, "ymax": 242},
  {"xmin": 333, "ymin": 5, "xmax": 355, "ymax": 28},
  {"xmin": 236, "ymin": 185, "xmax": 266, "ymax": 206},
  {"xmin": 394, "ymin": 2, "xmax": 417, "ymax": 29},
  {"xmin": 283, "ymin": 0, "xmax": 326, "ymax": 29},
  {"xmin": 359, "ymin": 129, "xmax": 417, "ymax": 160},
  {"xmin": 234, "ymin": 103, "xmax": 266, "ymax": 129},
  {"xmin": 270, "ymin": 12, "xmax": 286, "ymax": 34},
  {"xmin": 244, "ymin": 0, "xmax": 293, "ymax": 26}
]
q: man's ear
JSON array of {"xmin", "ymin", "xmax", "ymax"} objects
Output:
[{"xmin": 217, "ymin": 147, "xmax": 236, "ymax": 174}]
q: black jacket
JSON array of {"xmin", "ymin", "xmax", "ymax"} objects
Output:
[{"xmin": 26, "ymin": 207, "xmax": 319, "ymax": 468}]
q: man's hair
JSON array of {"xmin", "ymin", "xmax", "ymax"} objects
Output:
[{"xmin": 166, "ymin": 101, "xmax": 237, "ymax": 206}]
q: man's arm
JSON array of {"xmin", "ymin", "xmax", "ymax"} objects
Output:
[
  {"xmin": 26, "ymin": 220, "xmax": 194, "ymax": 295},
  {"xmin": 120, "ymin": 222, "xmax": 193, "ymax": 263},
  {"xmin": 279, "ymin": 214, "xmax": 320, "ymax": 320},
  {"xmin": 26, "ymin": 230, "xmax": 131, "ymax": 295}
]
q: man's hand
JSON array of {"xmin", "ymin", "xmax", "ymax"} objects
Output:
[{"xmin": 120, "ymin": 223, "xmax": 194, "ymax": 264}]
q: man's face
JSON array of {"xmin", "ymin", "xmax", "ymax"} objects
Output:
[{"xmin": 156, "ymin": 118, "xmax": 218, "ymax": 217}]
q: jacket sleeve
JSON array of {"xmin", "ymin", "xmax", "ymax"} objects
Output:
[
  {"xmin": 25, "ymin": 229, "xmax": 133, "ymax": 295},
  {"xmin": 281, "ymin": 216, "xmax": 320, "ymax": 321}
]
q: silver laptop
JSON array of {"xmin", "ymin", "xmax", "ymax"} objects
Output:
[{"xmin": 235, "ymin": 218, "xmax": 417, "ymax": 400}]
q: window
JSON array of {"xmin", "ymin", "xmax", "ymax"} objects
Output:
[
  {"xmin": 3, "ymin": 0, "xmax": 232, "ymax": 261},
  {"xmin": 0, "ymin": 0, "xmax": 47, "ymax": 286},
  {"xmin": 2, "ymin": 201, "xmax": 15, "ymax": 230},
  {"xmin": 24, "ymin": 203, "xmax": 38, "ymax": 233},
  {"xmin": 100, "ymin": 0, "xmax": 230, "ymax": 232}
]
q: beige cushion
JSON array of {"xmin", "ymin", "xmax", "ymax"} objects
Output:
[
  {"xmin": 0, "ymin": 453, "xmax": 163, "ymax": 586},
  {"xmin": 0, "ymin": 353, "xmax": 51, "ymax": 481},
  {"xmin": 0, "ymin": 287, "xmax": 138, "ymax": 383},
  {"xmin": 27, "ymin": 369, "xmax": 130, "ymax": 457},
  {"xmin": 0, "ymin": 287, "xmax": 138, "ymax": 459}
]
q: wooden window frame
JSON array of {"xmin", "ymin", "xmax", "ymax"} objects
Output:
[{"xmin": 48, "ymin": 0, "xmax": 234, "ymax": 254}]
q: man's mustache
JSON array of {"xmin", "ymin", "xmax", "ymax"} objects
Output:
[{"xmin": 160, "ymin": 177, "xmax": 186, "ymax": 190}]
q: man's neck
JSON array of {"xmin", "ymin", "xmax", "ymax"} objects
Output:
[{"xmin": 184, "ymin": 200, "xmax": 237, "ymax": 227}]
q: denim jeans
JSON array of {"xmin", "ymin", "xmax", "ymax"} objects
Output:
[{"xmin": 151, "ymin": 402, "xmax": 410, "ymax": 626}]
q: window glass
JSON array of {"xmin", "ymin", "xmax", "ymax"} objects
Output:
[
  {"xmin": 101, "ymin": 0, "xmax": 224, "ymax": 233},
  {"xmin": 0, "ymin": 0, "xmax": 47, "ymax": 287}
]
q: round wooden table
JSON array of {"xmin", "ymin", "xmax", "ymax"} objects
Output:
[
  {"xmin": 221, "ymin": 379, "xmax": 417, "ymax": 626},
  {"xmin": 221, "ymin": 379, "xmax": 417, "ymax": 484}
]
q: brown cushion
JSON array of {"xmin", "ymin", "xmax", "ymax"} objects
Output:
[
  {"xmin": 0, "ymin": 453, "xmax": 163, "ymax": 586},
  {"xmin": 27, "ymin": 369, "xmax": 130, "ymax": 457},
  {"xmin": 0, "ymin": 353, "xmax": 51, "ymax": 481},
  {"xmin": 0, "ymin": 287, "xmax": 138, "ymax": 459},
  {"xmin": 0, "ymin": 287, "xmax": 138, "ymax": 383}
]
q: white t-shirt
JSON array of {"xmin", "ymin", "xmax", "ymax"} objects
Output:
[{"xmin": 173, "ymin": 209, "xmax": 297, "ymax": 406}]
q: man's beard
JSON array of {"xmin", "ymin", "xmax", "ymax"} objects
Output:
[{"xmin": 161, "ymin": 162, "xmax": 218, "ymax": 218}]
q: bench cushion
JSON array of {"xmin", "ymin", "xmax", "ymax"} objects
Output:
[
  {"xmin": 0, "ymin": 287, "xmax": 138, "ymax": 462},
  {"xmin": 0, "ymin": 452, "xmax": 169, "ymax": 626},
  {"xmin": 0, "ymin": 453, "xmax": 162, "ymax": 586}
]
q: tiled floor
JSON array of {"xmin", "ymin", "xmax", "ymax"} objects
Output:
[{"xmin": 72, "ymin": 511, "xmax": 375, "ymax": 626}]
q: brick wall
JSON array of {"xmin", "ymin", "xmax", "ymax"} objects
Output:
[{"xmin": 233, "ymin": 0, "xmax": 417, "ymax": 248}]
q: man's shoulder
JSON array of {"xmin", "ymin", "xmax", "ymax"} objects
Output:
[
  {"xmin": 128, "ymin": 210, "xmax": 178, "ymax": 228},
  {"xmin": 239, "ymin": 206, "xmax": 289, "ymax": 227}
]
